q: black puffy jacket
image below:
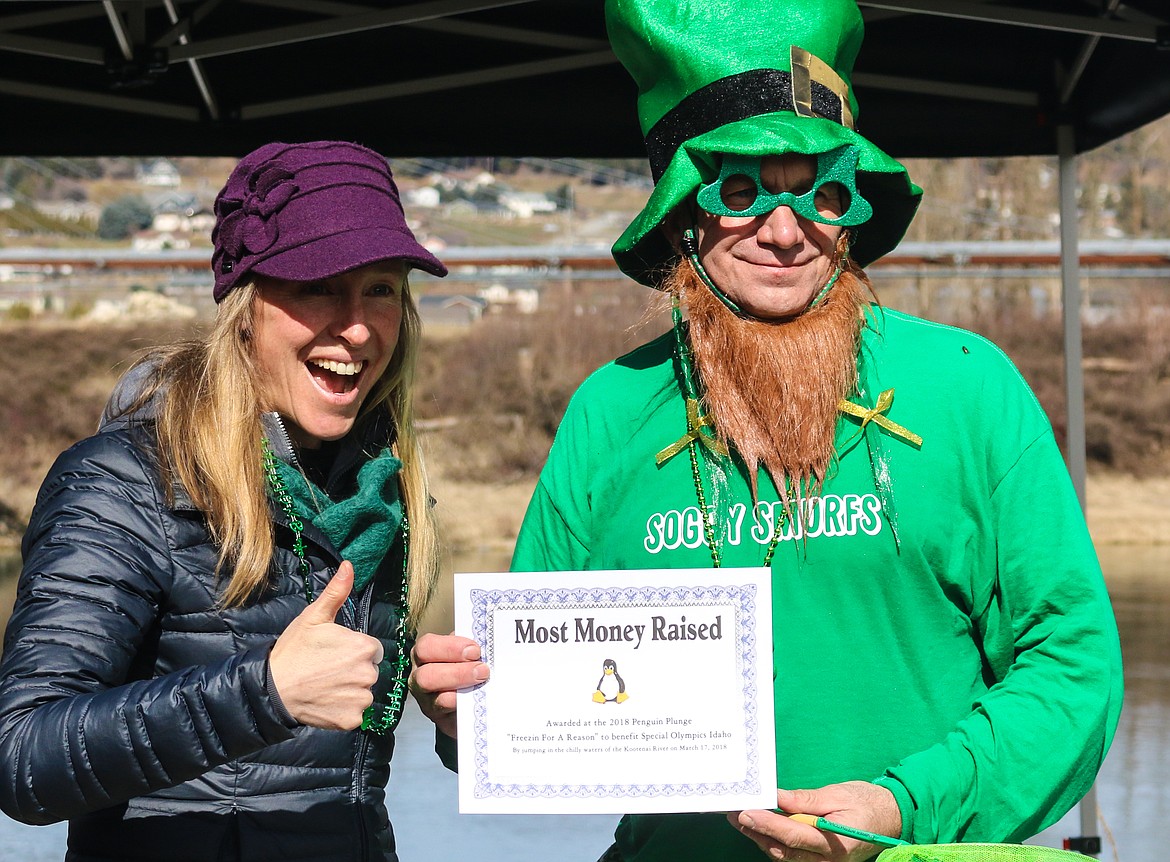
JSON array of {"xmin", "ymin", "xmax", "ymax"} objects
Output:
[{"xmin": 0, "ymin": 410, "xmax": 413, "ymax": 862}]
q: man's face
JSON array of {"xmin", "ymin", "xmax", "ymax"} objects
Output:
[{"xmin": 691, "ymin": 153, "xmax": 844, "ymax": 321}]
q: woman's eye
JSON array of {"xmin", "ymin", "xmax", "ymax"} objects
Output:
[
  {"xmin": 302, "ymin": 282, "xmax": 330, "ymax": 296},
  {"xmin": 369, "ymin": 282, "xmax": 401, "ymax": 298},
  {"xmin": 720, "ymin": 175, "xmax": 758, "ymax": 211}
]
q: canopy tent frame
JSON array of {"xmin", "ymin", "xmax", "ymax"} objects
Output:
[{"xmin": 1, "ymin": 1, "xmax": 1169, "ymax": 158}]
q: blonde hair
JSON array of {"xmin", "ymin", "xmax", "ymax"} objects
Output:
[{"xmin": 116, "ymin": 279, "xmax": 440, "ymax": 624}]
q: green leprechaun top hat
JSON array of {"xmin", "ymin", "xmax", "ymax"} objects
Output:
[{"xmin": 607, "ymin": 0, "xmax": 923, "ymax": 286}]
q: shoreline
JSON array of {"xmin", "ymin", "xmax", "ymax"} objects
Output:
[{"xmin": 1084, "ymin": 474, "xmax": 1170, "ymax": 546}]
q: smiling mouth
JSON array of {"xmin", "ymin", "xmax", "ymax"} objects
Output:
[
  {"xmin": 746, "ymin": 254, "xmax": 812, "ymax": 268},
  {"xmin": 307, "ymin": 358, "xmax": 366, "ymax": 395}
]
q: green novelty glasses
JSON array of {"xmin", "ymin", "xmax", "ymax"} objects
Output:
[{"xmin": 696, "ymin": 145, "xmax": 873, "ymax": 226}]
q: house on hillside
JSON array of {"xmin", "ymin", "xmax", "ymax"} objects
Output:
[
  {"xmin": 404, "ymin": 186, "xmax": 441, "ymax": 208},
  {"xmin": 145, "ymin": 191, "xmax": 214, "ymax": 235},
  {"xmin": 33, "ymin": 200, "xmax": 101, "ymax": 224},
  {"xmin": 409, "ymin": 167, "xmax": 562, "ymax": 218},
  {"xmin": 479, "ymin": 283, "xmax": 539, "ymax": 313},
  {"xmin": 442, "ymin": 199, "xmax": 481, "ymax": 218},
  {"xmin": 417, "ymin": 294, "xmax": 487, "ymax": 327},
  {"xmin": 498, "ymin": 191, "xmax": 557, "ymax": 218},
  {"xmin": 132, "ymin": 229, "xmax": 191, "ymax": 251},
  {"xmin": 151, "ymin": 208, "xmax": 215, "ymax": 234},
  {"xmin": 137, "ymin": 158, "xmax": 181, "ymax": 187}
]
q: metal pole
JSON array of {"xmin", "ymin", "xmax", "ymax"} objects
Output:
[
  {"xmin": 1058, "ymin": 123, "xmax": 1100, "ymax": 855},
  {"xmin": 162, "ymin": 0, "xmax": 220, "ymax": 120},
  {"xmin": 1058, "ymin": 125, "xmax": 1087, "ymax": 508}
]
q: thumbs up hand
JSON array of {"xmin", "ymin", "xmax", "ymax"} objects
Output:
[{"xmin": 269, "ymin": 562, "xmax": 384, "ymax": 730}]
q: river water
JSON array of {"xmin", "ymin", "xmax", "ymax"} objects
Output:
[{"xmin": 0, "ymin": 544, "xmax": 1166, "ymax": 862}]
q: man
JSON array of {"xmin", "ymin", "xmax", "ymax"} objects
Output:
[{"xmin": 411, "ymin": 2, "xmax": 1122, "ymax": 860}]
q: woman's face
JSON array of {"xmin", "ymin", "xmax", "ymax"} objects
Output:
[{"xmin": 252, "ymin": 261, "xmax": 406, "ymax": 448}]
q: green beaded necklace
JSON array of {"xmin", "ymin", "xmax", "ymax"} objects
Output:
[
  {"xmin": 261, "ymin": 438, "xmax": 411, "ymax": 735},
  {"xmin": 667, "ymin": 297, "xmax": 788, "ymax": 569}
]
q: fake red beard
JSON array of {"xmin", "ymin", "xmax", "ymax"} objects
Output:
[{"xmin": 668, "ymin": 255, "xmax": 870, "ymax": 501}]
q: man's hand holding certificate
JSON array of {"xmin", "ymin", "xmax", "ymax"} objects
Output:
[{"xmin": 454, "ymin": 568, "xmax": 776, "ymax": 814}]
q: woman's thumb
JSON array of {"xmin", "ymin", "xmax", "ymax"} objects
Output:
[{"xmin": 301, "ymin": 561, "xmax": 354, "ymax": 623}]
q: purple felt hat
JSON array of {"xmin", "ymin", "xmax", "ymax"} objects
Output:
[{"xmin": 211, "ymin": 140, "xmax": 447, "ymax": 301}]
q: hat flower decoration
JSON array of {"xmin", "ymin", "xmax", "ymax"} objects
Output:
[{"xmin": 214, "ymin": 163, "xmax": 299, "ymax": 268}]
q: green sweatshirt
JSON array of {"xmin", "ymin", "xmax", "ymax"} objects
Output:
[{"xmin": 511, "ymin": 307, "xmax": 1122, "ymax": 861}]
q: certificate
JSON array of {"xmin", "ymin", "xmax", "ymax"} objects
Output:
[{"xmin": 455, "ymin": 568, "xmax": 775, "ymax": 814}]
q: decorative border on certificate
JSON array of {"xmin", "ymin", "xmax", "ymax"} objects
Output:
[{"xmin": 455, "ymin": 568, "xmax": 775, "ymax": 813}]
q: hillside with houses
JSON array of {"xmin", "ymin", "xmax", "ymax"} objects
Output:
[
  {"xmin": 5, "ymin": 110, "xmax": 1170, "ymax": 327},
  {"xmin": 0, "ymin": 154, "xmax": 651, "ymax": 252},
  {"xmin": 0, "ymin": 153, "xmax": 657, "ymax": 324},
  {"xmin": 5, "ymin": 110, "xmax": 1170, "ymax": 324}
]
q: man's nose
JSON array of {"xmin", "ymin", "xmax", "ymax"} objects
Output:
[{"xmin": 755, "ymin": 204, "xmax": 804, "ymax": 249}]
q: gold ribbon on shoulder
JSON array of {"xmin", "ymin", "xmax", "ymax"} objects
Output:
[
  {"xmin": 838, "ymin": 388, "xmax": 923, "ymax": 448},
  {"xmin": 656, "ymin": 398, "xmax": 729, "ymax": 466}
]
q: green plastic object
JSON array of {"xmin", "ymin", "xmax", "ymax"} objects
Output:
[
  {"xmin": 878, "ymin": 845, "xmax": 1098, "ymax": 862},
  {"xmin": 695, "ymin": 146, "xmax": 872, "ymax": 225}
]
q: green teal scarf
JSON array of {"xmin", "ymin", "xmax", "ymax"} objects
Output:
[{"xmin": 270, "ymin": 448, "xmax": 403, "ymax": 592}]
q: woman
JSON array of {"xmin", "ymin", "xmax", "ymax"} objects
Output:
[{"xmin": 0, "ymin": 140, "xmax": 450, "ymax": 861}]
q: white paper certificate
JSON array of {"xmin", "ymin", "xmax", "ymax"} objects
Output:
[{"xmin": 454, "ymin": 568, "xmax": 775, "ymax": 814}]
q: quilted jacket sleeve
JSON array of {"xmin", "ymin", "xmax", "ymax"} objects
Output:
[{"xmin": 0, "ymin": 431, "xmax": 296, "ymax": 825}]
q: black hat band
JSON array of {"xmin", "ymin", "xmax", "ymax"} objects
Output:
[{"xmin": 644, "ymin": 55, "xmax": 853, "ymax": 183}]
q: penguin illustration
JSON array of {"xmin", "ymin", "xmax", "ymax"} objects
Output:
[{"xmin": 592, "ymin": 658, "xmax": 629, "ymax": 704}]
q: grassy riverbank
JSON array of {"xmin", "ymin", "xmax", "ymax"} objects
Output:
[{"xmin": 1, "ymin": 299, "xmax": 1166, "ymax": 553}]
